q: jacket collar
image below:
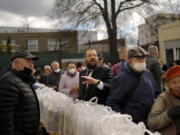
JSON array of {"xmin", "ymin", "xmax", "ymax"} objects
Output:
[
  {"xmin": 122, "ymin": 62, "xmax": 144, "ymax": 76},
  {"xmin": 11, "ymin": 69, "xmax": 36, "ymax": 84}
]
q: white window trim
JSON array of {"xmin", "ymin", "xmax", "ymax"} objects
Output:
[{"xmin": 28, "ymin": 40, "xmax": 38, "ymax": 52}]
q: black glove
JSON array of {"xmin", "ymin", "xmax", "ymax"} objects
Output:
[{"xmin": 167, "ymin": 106, "xmax": 180, "ymax": 120}]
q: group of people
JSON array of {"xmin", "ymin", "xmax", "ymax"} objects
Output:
[{"xmin": 0, "ymin": 45, "xmax": 179, "ymax": 135}]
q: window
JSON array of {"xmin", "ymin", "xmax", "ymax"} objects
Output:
[
  {"xmin": 48, "ymin": 39, "xmax": 68, "ymax": 51},
  {"xmin": 1, "ymin": 40, "xmax": 7, "ymax": 45},
  {"xmin": 0, "ymin": 40, "xmax": 16, "ymax": 46},
  {"xmin": 48, "ymin": 39, "xmax": 58, "ymax": 51},
  {"xmin": 59, "ymin": 39, "xmax": 68, "ymax": 49},
  {"xmin": 28, "ymin": 40, "xmax": 38, "ymax": 52},
  {"xmin": 11, "ymin": 40, "xmax": 16, "ymax": 46}
]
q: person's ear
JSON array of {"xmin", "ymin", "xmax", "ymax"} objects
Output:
[{"xmin": 13, "ymin": 59, "xmax": 19, "ymax": 64}]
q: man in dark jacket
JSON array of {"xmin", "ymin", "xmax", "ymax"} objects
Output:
[
  {"xmin": 107, "ymin": 47, "xmax": 161, "ymax": 125},
  {"xmin": 79, "ymin": 49, "xmax": 113, "ymax": 105},
  {"xmin": 146, "ymin": 45, "xmax": 164, "ymax": 90},
  {"xmin": 46, "ymin": 61, "xmax": 63, "ymax": 91},
  {"xmin": 0, "ymin": 49, "xmax": 40, "ymax": 135}
]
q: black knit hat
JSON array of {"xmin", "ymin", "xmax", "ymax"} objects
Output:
[
  {"xmin": 11, "ymin": 49, "xmax": 39, "ymax": 61},
  {"xmin": 128, "ymin": 47, "xmax": 148, "ymax": 58}
]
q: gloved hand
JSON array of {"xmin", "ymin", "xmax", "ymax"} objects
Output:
[{"xmin": 167, "ymin": 106, "xmax": 180, "ymax": 120}]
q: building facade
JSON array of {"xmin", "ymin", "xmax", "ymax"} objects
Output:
[
  {"xmin": 79, "ymin": 39, "xmax": 125, "ymax": 55},
  {"xmin": 0, "ymin": 27, "xmax": 98, "ymax": 54},
  {"xmin": 0, "ymin": 30, "xmax": 78, "ymax": 54},
  {"xmin": 138, "ymin": 13, "xmax": 180, "ymax": 46},
  {"xmin": 159, "ymin": 20, "xmax": 180, "ymax": 65},
  {"xmin": 77, "ymin": 30, "xmax": 98, "ymax": 45},
  {"xmin": 0, "ymin": 27, "xmax": 98, "ymax": 68}
]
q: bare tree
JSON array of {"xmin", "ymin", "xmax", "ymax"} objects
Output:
[
  {"xmin": 52, "ymin": 0, "xmax": 154, "ymax": 63},
  {"xmin": 21, "ymin": 17, "xmax": 34, "ymax": 32},
  {"xmin": 136, "ymin": 0, "xmax": 180, "ymax": 20}
]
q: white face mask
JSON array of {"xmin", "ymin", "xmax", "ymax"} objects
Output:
[
  {"xmin": 133, "ymin": 62, "xmax": 146, "ymax": 72},
  {"xmin": 68, "ymin": 68, "xmax": 76, "ymax": 74},
  {"xmin": 54, "ymin": 68, "xmax": 60, "ymax": 73}
]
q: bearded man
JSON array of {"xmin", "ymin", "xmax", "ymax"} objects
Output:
[{"xmin": 78, "ymin": 49, "xmax": 113, "ymax": 105}]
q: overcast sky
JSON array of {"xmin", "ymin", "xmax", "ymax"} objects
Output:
[
  {"xmin": 0, "ymin": 0, "xmax": 146, "ymax": 43},
  {"xmin": 0, "ymin": 0, "xmax": 57, "ymax": 28}
]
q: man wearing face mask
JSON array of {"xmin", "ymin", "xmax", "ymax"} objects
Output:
[
  {"xmin": 58, "ymin": 62, "xmax": 79, "ymax": 99},
  {"xmin": 46, "ymin": 61, "xmax": 64, "ymax": 91},
  {"xmin": 79, "ymin": 49, "xmax": 113, "ymax": 105},
  {"xmin": 0, "ymin": 49, "xmax": 40, "ymax": 135},
  {"xmin": 107, "ymin": 47, "xmax": 161, "ymax": 125}
]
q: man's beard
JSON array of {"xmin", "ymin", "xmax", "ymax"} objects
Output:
[
  {"xmin": 85, "ymin": 58, "xmax": 97, "ymax": 70},
  {"xmin": 86, "ymin": 61, "xmax": 97, "ymax": 69},
  {"xmin": 87, "ymin": 64, "xmax": 97, "ymax": 70}
]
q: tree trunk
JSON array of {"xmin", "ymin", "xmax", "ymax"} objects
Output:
[
  {"xmin": 101, "ymin": 0, "xmax": 120, "ymax": 64},
  {"xmin": 107, "ymin": 28, "xmax": 119, "ymax": 64},
  {"xmin": 107, "ymin": 0, "xmax": 119, "ymax": 64}
]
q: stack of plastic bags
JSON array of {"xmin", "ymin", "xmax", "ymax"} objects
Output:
[
  {"xmin": 63, "ymin": 97, "xmax": 116, "ymax": 135},
  {"xmin": 35, "ymin": 84, "xmax": 160, "ymax": 135},
  {"xmin": 35, "ymin": 85, "xmax": 73, "ymax": 134}
]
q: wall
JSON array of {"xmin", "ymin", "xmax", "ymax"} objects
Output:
[{"xmin": 159, "ymin": 20, "xmax": 180, "ymax": 64}]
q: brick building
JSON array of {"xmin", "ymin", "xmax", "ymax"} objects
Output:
[
  {"xmin": 0, "ymin": 30, "xmax": 78, "ymax": 54},
  {"xmin": 79, "ymin": 39, "xmax": 125, "ymax": 54}
]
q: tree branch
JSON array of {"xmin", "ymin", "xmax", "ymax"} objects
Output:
[
  {"xmin": 119, "ymin": 2, "xmax": 144, "ymax": 13},
  {"xmin": 77, "ymin": 2, "xmax": 95, "ymax": 14},
  {"xmin": 116, "ymin": 0, "xmax": 129, "ymax": 16},
  {"xmin": 92, "ymin": 0, "xmax": 104, "ymax": 13}
]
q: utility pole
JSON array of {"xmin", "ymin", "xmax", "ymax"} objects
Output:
[{"xmin": 6, "ymin": 37, "xmax": 11, "ymax": 55}]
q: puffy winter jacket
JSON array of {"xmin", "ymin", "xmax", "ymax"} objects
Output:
[{"xmin": 0, "ymin": 69, "xmax": 40, "ymax": 135}]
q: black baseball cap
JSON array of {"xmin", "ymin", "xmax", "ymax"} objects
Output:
[{"xmin": 11, "ymin": 49, "xmax": 39, "ymax": 61}]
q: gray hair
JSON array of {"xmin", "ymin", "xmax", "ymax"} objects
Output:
[
  {"xmin": 44, "ymin": 65, "xmax": 51, "ymax": 70},
  {"xmin": 51, "ymin": 61, "xmax": 59, "ymax": 67},
  {"xmin": 148, "ymin": 45, "xmax": 159, "ymax": 56}
]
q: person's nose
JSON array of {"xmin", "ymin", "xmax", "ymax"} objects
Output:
[{"xmin": 91, "ymin": 54, "xmax": 97, "ymax": 59}]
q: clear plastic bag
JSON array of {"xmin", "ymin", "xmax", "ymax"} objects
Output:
[
  {"xmin": 36, "ymin": 89, "xmax": 159, "ymax": 135},
  {"xmin": 36, "ymin": 85, "xmax": 73, "ymax": 133},
  {"xmin": 64, "ymin": 101, "xmax": 77, "ymax": 135},
  {"xmin": 73, "ymin": 97, "xmax": 115, "ymax": 135},
  {"xmin": 92, "ymin": 114, "xmax": 159, "ymax": 135}
]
